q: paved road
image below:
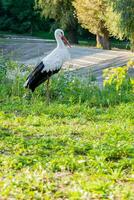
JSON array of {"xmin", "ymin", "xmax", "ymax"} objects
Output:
[{"xmin": 0, "ymin": 36, "xmax": 133, "ymax": 85}]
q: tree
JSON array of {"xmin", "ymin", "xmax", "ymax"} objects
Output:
[
  {"xmin": 0, "ymin": 0, "xmax": 42, "ymax": 33},
  {"xmin": 107, "ymin": 0, "xmax": 134, "ymax": 51},
  {"xmin": 73, "ymin": 0, "xmax": 110, "ymax": 49},
  {"xmin": 0, "ymin": 0, "xmax": 3, "ymax": 16},
  {"xmin": 36, "ymin": 0, "xmax": 78, "ymax": 44}
]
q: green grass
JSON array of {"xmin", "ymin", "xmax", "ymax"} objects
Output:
[
  {"xmin": 0, "ymin": 99, "xmax": 134, "ymax": 199},
  {"xmin": 0, "ymin": 60, "xmax": 134, "ymax": 199},
  {"xmin": 32, "ymin": 31, "xmax": 55, "ymax": 40}
]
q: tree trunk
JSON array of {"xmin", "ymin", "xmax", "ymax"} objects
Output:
[
  {"xmin": 96, "ymin": 20, "xmax": 111, "ymax": 50},
  {"xmin": 131, "ymin": 45, "xmax": 134, "ymax": 52},
  {"xmin": 96, "ymin": 33, "xmax": 103, "ymax": 48},
  {"xmin": 130, "ymin": 35, "xmax": 134, "ymax": 52},
  {"xmin": 68, "ymin": 29, "xmax": 78, "ymax": 44},
  {"xmin": 96, "ymin": 32, "xmax": 110, "ymax": 50},
  {"xmin": 102, "ymin": 29, "xmax": 111, "ymax": 50}
]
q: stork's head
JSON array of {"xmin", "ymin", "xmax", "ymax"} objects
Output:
[{"xmin": 55, "ymin": 29, "xmax": 71, "ymax": 48}]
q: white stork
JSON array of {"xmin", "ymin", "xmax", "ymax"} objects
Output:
[{"xmin": 24, "ymin": 29, "xmax": 71, "ymax": 99}]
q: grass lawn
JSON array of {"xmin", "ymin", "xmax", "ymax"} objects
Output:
[
  {"xmin": 0, "ymin": 99, "xmax": 134, "ymax": 199},
  {"xmin": 0, "ymin": 57, "xmax": 134, "ymax": 199}
]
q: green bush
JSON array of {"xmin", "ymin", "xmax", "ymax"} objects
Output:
[
  {"xmin": 0, "ymin": 58, "xmax": 133, "ymax": 107},
  {"xmin": 0, "ymin": 58, "xmax": 27, "ymax": 99}
]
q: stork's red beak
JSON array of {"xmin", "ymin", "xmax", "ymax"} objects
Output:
[{"xmin": 61, "ymin": 35, "xmax": 71, "ymax": 48}]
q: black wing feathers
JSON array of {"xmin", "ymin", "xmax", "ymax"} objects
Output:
[{"xmin": 25, "ymin": 61, "xmax": 60, "ymax": 92}]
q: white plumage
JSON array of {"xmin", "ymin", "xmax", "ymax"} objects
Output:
[
  {"xmin": 42, "ymin": 42, "xmax": 70, "ymax": 72},
  {"xmin": 24, "ymin": 29, "xmax": 71, "ymax": 92}
]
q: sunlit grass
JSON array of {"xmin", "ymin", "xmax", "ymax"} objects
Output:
[
  {"xmin": 0, "ymin": 99, "xmax": 134, "ymax": 199},
  {"xmin": 0, "ymin": 59, "xmax": 134, "ymax": 199}
]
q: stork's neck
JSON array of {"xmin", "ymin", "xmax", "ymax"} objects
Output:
[{"xmin": 55, "ymin": 35, "xmax": 65, "ymax": 48}]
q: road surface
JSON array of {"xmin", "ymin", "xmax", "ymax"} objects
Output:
[{"xmin": 0, "ymin": 35, "xmax": 133, "ymax": 86}]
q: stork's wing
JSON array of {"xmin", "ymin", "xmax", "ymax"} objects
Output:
[
  {"xmin": 24, "ymin": 62, "xmax": 44, "ymax": 90},
  {"xmin": 42, "ymin": 49, "xmax": 63, "ymax": 72},
  {"xmin": 24, "ymin": 48, "xmax": 67, "ymax": 92},
  {"xmin": 27, "ymin": 62, "xmax": 44, "ymax": 81},
  {"xmin": 24, "ymin": 60, "xmax": 60, "ymax": 92}
]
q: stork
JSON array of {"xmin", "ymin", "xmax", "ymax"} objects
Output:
[{"xmin": 24, "ymin": 29, "xmax": 71, "ymax": 101}]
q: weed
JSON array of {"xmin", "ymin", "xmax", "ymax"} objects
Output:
[{"xmin": 0, "ymin": 58, "xmax": 134, "ymax": 199}]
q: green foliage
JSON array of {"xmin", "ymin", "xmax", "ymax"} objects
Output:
[
  {"xmin": 36, "ymin": 0, "xmax": 76, "ymax": 30},
  {"xmin": 107, "ymin": 0, "xmax": 134, "ymax": 51},
  {"xmin": 0, "ymin": 58, "xmax": 27, "ymax": 99},
  {"xmin": 36, "ymin": 0, "xmax": 78, "ymax": 43},
  {"xmin": 0, "ymin": 0, "xmax": 49, "ymax": 33},
  {"xmin": 0, "ymin": 57, "xmax": 133, "ymax": 107},
  {"xmin": 73, "ymin": 0, "xmax": 111, "ymax": 49},
  {"xmin": 73, "ymin": 0, "xmax": 107, "ymax": 36},
  {"xmin": 0, "ymin": 57, "xmax": 134, "ymax": 198},
  {"xmin": 103, "ymin": 65, "xmax": 131, "ymax": 91},
  {"xmin": 0, "ymin": 56, "xmax": 7, "ymax": 82}
]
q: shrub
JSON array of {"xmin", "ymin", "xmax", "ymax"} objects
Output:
[
  {"xmin": 0, "ymin": 57, "xmax": 133, "ymax": 107},
  {"xmin": 0, "ymin": 57, "xmax": 27, "ymax": 99},
  {"xmin": 102, "ymin": 61, "xmax": 134, "ymax": 105}
]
